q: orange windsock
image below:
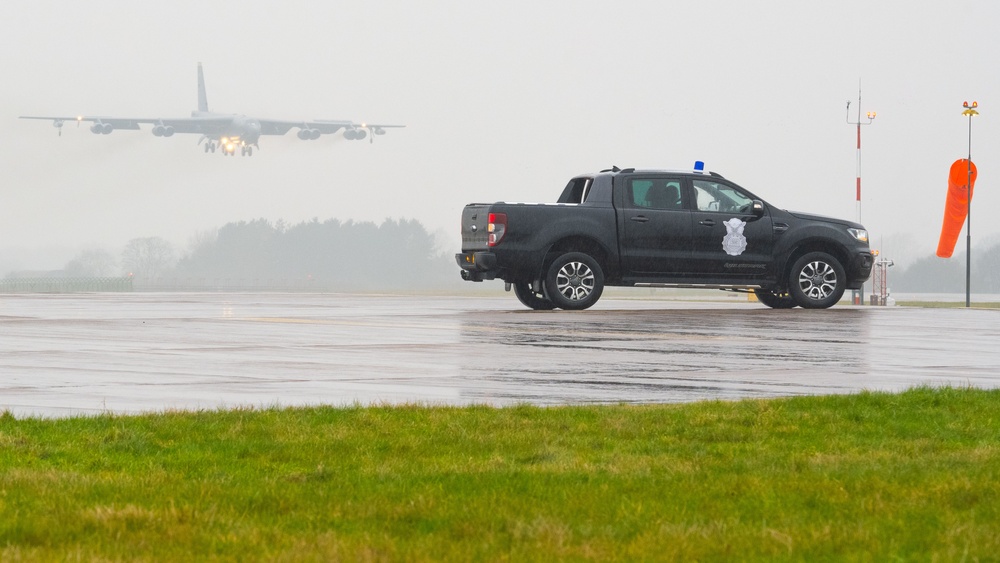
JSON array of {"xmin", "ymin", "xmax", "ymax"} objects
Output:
[{"xmin": 936, "ymin": 159, "xmax": 978, "ymax": 258}]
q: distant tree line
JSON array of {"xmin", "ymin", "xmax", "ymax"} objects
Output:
[
  {"xmin": 173, "ymin": 218, "xmax": 451, "ymax": 289},
  {"xmin": 889, "ymin": 242, "xmax": 1000, "ymax": 294},
  {"xmin": 53, "ymin": 218, "xmax": 455, "ymax": 291}
]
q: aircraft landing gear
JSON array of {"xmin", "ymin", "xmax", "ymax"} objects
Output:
[{"xmin": 209, "ymin": 140, "xmax": 253, "ymax": 157}]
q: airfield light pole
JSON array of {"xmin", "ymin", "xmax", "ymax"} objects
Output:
[
  {"xmin": 962, "ymin": 100, "xmax": 979, "ymax": 308},
  {"xmin": 846, "ymin": 82, "xmax": 875, "ymax": 305}
]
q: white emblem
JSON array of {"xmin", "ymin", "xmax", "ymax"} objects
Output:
[{"xmin": 722, "ymin": 218, "xmax": 747, "ymax": 256}]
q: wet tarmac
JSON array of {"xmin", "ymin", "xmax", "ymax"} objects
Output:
[{"xmin": 2, "ymin": 292, "xmax": 999, "ymax": 417}]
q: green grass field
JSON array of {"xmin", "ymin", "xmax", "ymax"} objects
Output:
[{"xmin": 2, "ymin": 387, "xmax": 999, "ymax": 561}]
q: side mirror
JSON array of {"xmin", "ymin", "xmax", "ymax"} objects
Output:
[{"xmin": 751, "ymin": 200, "xmax": 765, "ymax": 217}]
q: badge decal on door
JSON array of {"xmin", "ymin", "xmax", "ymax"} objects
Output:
[{"xmin": 722, "ymin": 218, "xmax": 747, "ymax": 256}]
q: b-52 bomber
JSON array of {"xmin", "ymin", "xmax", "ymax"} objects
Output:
[{"xmin": 20, "ymin": 63, "xmax": 404, "ymax": 156}]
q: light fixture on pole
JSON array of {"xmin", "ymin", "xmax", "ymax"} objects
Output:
[
  {"xmin": 961, "ymin": 100, "xmax": 979, "ymax": 308},
  {"xmin": 846, "ymin": 82, "xmax": 875, "ymax": 305}
]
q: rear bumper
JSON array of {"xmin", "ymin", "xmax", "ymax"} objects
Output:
[{"xmin": 455, "ymin": 252, "xmax": 498, "ymax": 281}]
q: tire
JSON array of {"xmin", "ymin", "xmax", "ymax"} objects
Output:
[
  {"xmin": 788, "ymin": 252, "xmax": 846, "ymax": 309},
  {"xmin": 513, "ymin": 282, "xmax": 556, "ymax": 310},
  {"xmin": 543, "ymin": 252, "xmax": 604, "ymax": 310},
  {"xmin": 754, "ymin": 288, "xmax": 796, "ymax": 309}
]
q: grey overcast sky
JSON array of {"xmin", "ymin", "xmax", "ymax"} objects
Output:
[{"xmin": 3, "ymin": 0, "xmax": 999, "ymax": 271}]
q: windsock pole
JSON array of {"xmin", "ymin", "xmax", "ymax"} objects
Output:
[{"xmin": 962, "ymin": 101, "xmax": 979, "ymax": 308}]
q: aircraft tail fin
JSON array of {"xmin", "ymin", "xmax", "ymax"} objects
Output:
[{"xmin": 197, "ymin": 62, "xmax": 209, "ymax": 112}]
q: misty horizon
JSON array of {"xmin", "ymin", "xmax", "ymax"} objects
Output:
[{"xmin": 4, "ymin": 213, "xmax": 999, "ymax": 298}]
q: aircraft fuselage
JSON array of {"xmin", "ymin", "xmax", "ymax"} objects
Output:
[{"xmin": 192, "ymin": 112, "xmax": 262, "ymax": 145}]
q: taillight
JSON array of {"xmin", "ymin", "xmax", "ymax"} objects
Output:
[{"xmin": 487, "ymin": 212, "xmax": 507, "ymax": 247}]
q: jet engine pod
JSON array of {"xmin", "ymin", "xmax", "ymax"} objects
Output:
[
  {"xmin": 90, "ymin": 123, "xmax": 103, "ymax": 134},
  {"xmin": 162, "ymin": 126, "xmax": 174, "ymax": 137},
  {"xmin": 298, "ymin": 128, "xmax": 321, "ymax": 140},
  {"xmin": 373, "ymin": 127, "xmax": 386, "ymax": 135},
  {"xmin": 101, "ymin": 123, "xmax": 113, "ymax": 134},
  {"xmin": 152, "ymin": 125, "xmax": 164, "ymax": 137},
  {"xmin": 345, "ymin": 128, "xmax": 366, "ymax": 140}
]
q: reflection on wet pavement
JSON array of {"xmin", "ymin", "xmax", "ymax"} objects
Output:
[
  {"xmin": 459, "ymin": 308, "xmax": 873, "ymax": 404},
  {"xmin": 1, "ymin": 293, "xmax": 997, "ymax": 417}
]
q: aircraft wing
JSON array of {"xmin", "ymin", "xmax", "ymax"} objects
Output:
[
  {"xmin": 21, "ymin": 113, "xmax": 404, "ymax": 144},
  {"xmin": 257, "ymin": 118, "xmax": 405, "ymax": 136},
  {"xmin": 144, "ymin": 116, "xmax": 236, "ymax": 135},
  {"xmin": 20, "ymin": 115, "xmax": 142, "ymax": 130},
  {"xmin": 20, "ymin": 115, "xmax": 238, "ymax": 135}
]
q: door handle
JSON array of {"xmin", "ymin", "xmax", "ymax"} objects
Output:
[
  {"xmin": 630, "ymin": 216, "xmax": 650, "ymax": 223},
  {"xmin": 699, "ymin": 219, "xmax": 716, "ymax": 227}
]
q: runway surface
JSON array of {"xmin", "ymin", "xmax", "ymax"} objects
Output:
[{"xmin": 2, "ymin": 292, "xmax": 999, "ymax": 417}]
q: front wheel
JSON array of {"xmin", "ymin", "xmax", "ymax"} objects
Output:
[
  {"xmin": 788, "ymin": 252, "xmax": 846, "ymax": 309},
  {"xmin": 513, "ymin": 282, "xmax": 556, "ymax": 310},
  {"xmin": 543, "ymin": 252, "xmax": 604, "ymax": 310},
  {"xmin": 754, "ymin": 288, "xmax": 796, "ymax": 309}
]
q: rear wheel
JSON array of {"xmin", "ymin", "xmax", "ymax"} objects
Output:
[
  {"xmin": 543, "ymin": 252, "xmax": 604, "ymax": 310},
  {"xmin": 788, "ymin": 252, "xmax": 846, "ymax": 309},
  {"xmin": 754, "ymin": 288, "xmax": 796, "ymax": 309},
  {"xmin": 513, "ymin": 282, "xmax": 556, "ymax": 310}
]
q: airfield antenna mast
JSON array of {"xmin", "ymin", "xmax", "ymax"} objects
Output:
[{"xmin": 846, "ymin": 80, "xmax": 875, "ymax": 305}]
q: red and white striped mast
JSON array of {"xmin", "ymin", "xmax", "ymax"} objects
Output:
[{"xmin": 846, "ymin": 80, "xmax": 875, "ymax": 304}]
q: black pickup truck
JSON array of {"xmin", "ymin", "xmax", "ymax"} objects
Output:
[{"xmin": 456, "ymin": 166, "xmax": 874, "ymax": 310}]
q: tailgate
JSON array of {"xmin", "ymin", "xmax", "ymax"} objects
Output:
[{"xmin": 460, "ymin": 204, "xmax": 493, "ymax": 251}]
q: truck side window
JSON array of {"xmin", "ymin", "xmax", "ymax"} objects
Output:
[
  {"xmin": 629, "ymin": 179, "xmax": 683, "ymax": 210},
  {"xmin": 558, "ymin": 178, "xmax": 593, "ymax": 204},
  {"xmin": 692, "ymin": 180, "xmax": 753, "ymax": 213}
]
